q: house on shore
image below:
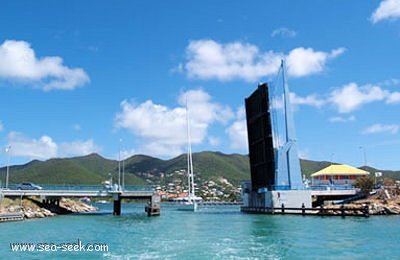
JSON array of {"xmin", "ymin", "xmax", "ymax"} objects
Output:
[{"xmin": 311, "ymin": 164, "xmax": 369, "ymax": 187}]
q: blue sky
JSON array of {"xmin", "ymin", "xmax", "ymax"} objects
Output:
[{"xmin": 1, "ymin": 0, "xmax": 400, "ymax": 170}]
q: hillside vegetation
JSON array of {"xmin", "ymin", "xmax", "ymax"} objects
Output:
[{"xmin": 1, "ymin": 152, "xmax": 399, "ymax": 187}]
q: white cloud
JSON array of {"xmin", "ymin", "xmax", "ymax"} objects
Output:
[
  {"xmin": 226, "ymin": 120, "xmax": 248, "ymax": 149},
  {"xmin": 0, "ymin": 40, "xmax": 89, "ymax": 90},
  {"xmin": 58, "ymin": 139, "xmax": 101, "ymax": 157},
  {"xmin": 185, "ymin": 39, "xmax": 281, "ymax": 82},
  {"xmin": 271, "ymin": 27, "xmax": 297, "ymax": 38},
  {"xmin": 362, "ymin": 124, "xmax": 399, "ymax": 134},
  {"xmin": 208, "ymin": 136, "xmax": 221, "ymax": 146},
  {"xmin": 286, "ymin": 47, "xmax": 345, "ymax": 77},
  {"xmin": 330, "ymin": 83, "xmax": 389, "ymax": 113},
  {"xmin": 380, "ymin": 78, "xmax": 400, "ymax": 86},
  {"xmin": 226, "ymin": 106, "xmax": 248, "ymax": 150},
  {"xmin": 386, "ymin": 92, "xmax": 400, "ymax": 104},
  {"xmin": 6, "ymin": 131, "xmax": 100, "ymax": 159},
  {"xmin": 114, "ymin": 89, "xmax": 234, "ymax": 157},
  {"xmin": 272, "ymin": 92, "xmax": 325, "ymax": 111},
  {"xmin": 0, "ymin": 121, "xmax": 3, "ymax": 132},
  {"xmin": 7, "ymin": 132, "xmax": 58, "ymax": 159},
  {"xmin": 119, "ymin": 148, "xmax": 136, "ymax": 161},
  {"xmin": 289, "ymin": 92, "xmax": 325, "ymax": 107},
  {"xmin": 183, "ymin": 39, "xmax": 344, "ymax": 81},
  {"xmin": 371, "ymin": 0, "xmax": 400, "ymax": 23},
  {"xmin": 329, "ymin": 115, "xmax": 356, "ymax": 123}
]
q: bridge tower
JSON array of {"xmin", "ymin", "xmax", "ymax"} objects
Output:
[{"xmin": 241, "ymin": 60, "xmax": 311, "ymax": 213}]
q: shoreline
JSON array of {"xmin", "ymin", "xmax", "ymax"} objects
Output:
[
  {"xmin": 0, "ymin": 197, "xmax": 98, "ymax": 221},
  {"xmin": 1, "ymin": 187, "xmax": 399, "ymax": 222}
]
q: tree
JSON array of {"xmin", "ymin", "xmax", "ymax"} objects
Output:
[{"xmin": 353, "ymin": 176, "xmax": 374, "ymax": 195}]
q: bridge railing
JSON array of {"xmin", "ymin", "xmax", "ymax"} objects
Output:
[
  {"xmin": 310, "ymin": 185, "xmax": 357, "ymax": 191},
  {"xmin": 4, "ymin": 184, "xmax": 156, "ymax": 192}
]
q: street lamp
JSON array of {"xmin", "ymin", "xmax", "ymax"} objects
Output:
[
  {"xmin": 122, "ymin": 151, "xmax": 125, "ymax": 190},
  {"xmin": 118, "ymin": 138, "xmax": 122, "ymax": 191},
  {"xmin": 5, "ymin": 146, "xmax": 11, "ymax": 189}
]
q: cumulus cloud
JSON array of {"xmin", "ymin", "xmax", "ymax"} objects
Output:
[
  {"xmin": 330, "ymin": 83, "xmax": 389, "ymax": 113},
  {"xmin": 226, "ymin": 107, "xmax": 248, "ymax": 150},
  {"xmin": 286, "ymin": 47, "xmax": 345, "ymax": 77},
  {"xmin": 272, "ymin": 92, "xmax": 325, "ymax": 111},
  {"xmin": 183, "ymin": 39, "xmax": 344, "ymax": 81},
  {"xmin": 6, "ymin": 131, "xmax": 100, "ymax": 159},
  {"xmin": 386, "ymin": 92, "xmax": 400, "ymax": 103},
  {"xmin": 0, "ymin": 40, "xmax": 89, "ymax": 90},
  {"xmin": 362, "ymin": 124, "xmax": 399, "ymax": 134},
  {"xmin": 289, "ymin": 92, "xmax": 325, "ymax": 107},
  {"xmin": 114, "ymin": 89, "xmax": 234, "ymax": 157},
  {"xmin": 58, "ymin": 139, "xmax": 101, "ymax": 157},
  {"xmin": 226, "ymin": 119, "xmax": 248, "ymax": 149},
  {"xmin": 371, "ymin": 0, "xmax": 400, "ymax": 23}
]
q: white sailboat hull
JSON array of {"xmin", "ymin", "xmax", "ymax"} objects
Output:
[{"xmin": 177, "ymin": 202, "xmax": 197, "ymax": 211}]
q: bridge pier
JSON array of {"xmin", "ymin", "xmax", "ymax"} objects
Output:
[
  {"xmin": 113, "ymin": 198, "xmax": 121, "ymax": 216},
  {"xmin": 145, "ymin": 195, "xmax": 161, "ymax": 216},
  {"xmin": 42, "ymin": 198, "xmax": 60, "ymax": 207}
]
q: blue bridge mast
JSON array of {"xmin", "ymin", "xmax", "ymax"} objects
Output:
[{"xmin": 274, "ymin": 60, "xmax": 303, "ymax": 190}]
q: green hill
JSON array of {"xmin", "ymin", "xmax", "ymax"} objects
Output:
[{"xmin": 1, "ymin": 152, "xmax": 399, "ymax": 187}]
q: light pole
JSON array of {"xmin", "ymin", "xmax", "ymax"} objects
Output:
[
  {"xmin": 5, "ymin": 146, "xmax": 11, "ymax": 189},
  {"xmin": 122, "ymin": 151, "xmax": 125, "ymax": 190},
  {"xmin": 118, "ymin": 139, "xmax": 122, "ymax": 191}
]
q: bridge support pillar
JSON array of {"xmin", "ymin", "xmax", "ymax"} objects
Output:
[
  {"xmin": 145, "ymin": 195, "xmax": 161, "ymax": 216},
  {"xmin": 113, "ymin": 198, "xmax": 121, "ymax": 216}
]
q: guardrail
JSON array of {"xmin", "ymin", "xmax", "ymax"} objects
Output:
[
  {"xmin": 1, "ymin": 189, "xmax": 155, "ymax": 198},
  {"xmin": 2, "ymin": 184, "xmax": 156, "ymax": 191}
]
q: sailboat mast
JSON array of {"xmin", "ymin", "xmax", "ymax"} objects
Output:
[{"xmin": 186, "ymin": 99, "xmax": 195, "ymax": 200}]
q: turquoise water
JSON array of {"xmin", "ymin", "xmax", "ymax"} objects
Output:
[{"xmin": 1, "ymin": 203, "xmax": 399, "ymax": 259}]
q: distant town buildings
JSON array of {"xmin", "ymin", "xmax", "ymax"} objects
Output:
[{"xmin": 154, "ymin": 170, "xmax": 241, "ymax": 201}]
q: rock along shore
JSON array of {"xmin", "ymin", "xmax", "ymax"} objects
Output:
[
  {"xmin": 322, "ymin": 186, "xmax": 400, "ymax": 216},
  {"xmin": 0, "ymin": 197, "xmax": 98, "ymax": 221}
]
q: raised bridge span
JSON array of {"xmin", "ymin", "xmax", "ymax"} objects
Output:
[{"xmin": 1, "ymin": 185, "xmax": 160, "ymax": 217}]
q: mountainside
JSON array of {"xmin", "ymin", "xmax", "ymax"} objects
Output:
[{"xmin": 2, "ymin": 152, "xmax": 399, "ymax": 187}]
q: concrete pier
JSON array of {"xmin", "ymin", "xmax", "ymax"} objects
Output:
[{"xmin": 113, "ymin": 198, "xmax": 121, "ymax": 216}]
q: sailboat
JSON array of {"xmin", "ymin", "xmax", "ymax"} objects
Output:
[{"xmin": 177, "ymin": 100, "xmax": 200, "ymax": 211}]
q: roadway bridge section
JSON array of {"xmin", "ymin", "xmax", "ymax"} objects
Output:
[{"xmin": 1, "ymin": 188, "xmax": 160, "ymax": 217}]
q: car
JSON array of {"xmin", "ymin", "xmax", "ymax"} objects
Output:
[{"xmin": 15, "ymin": 182, "xmax": 42, "ymax": 190}]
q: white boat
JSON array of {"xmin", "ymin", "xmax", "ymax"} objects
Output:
[
  {"xmin": 177, "ymin": 199, "xmax": 198, "ymax": 211},
  {"xmin": 178, "ymin": 99, "xmax": 198, "ymax": 212}
]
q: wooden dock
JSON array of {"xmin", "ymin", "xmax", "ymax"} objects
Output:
[{"xmin": 241, "ymin": 204, "xmax": 370, "ymax": 217}]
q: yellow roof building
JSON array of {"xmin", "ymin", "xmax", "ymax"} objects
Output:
[{"xmin": 311, "ymin": 164, "xmax": 369, "ymax": 177}]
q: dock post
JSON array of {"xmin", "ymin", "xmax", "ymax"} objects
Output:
[
  {"xmin": 302, "ymin": 203, "xmax": 305, "ymax": 215},
  {"xmin": 281, "ymin": 203, "xmax": 285, "ymax": 213}
]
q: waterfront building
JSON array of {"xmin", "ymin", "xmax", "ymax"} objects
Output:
[{"xmin": 311, "ymin": 164, "xmax": 369, "ymax": 186}]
